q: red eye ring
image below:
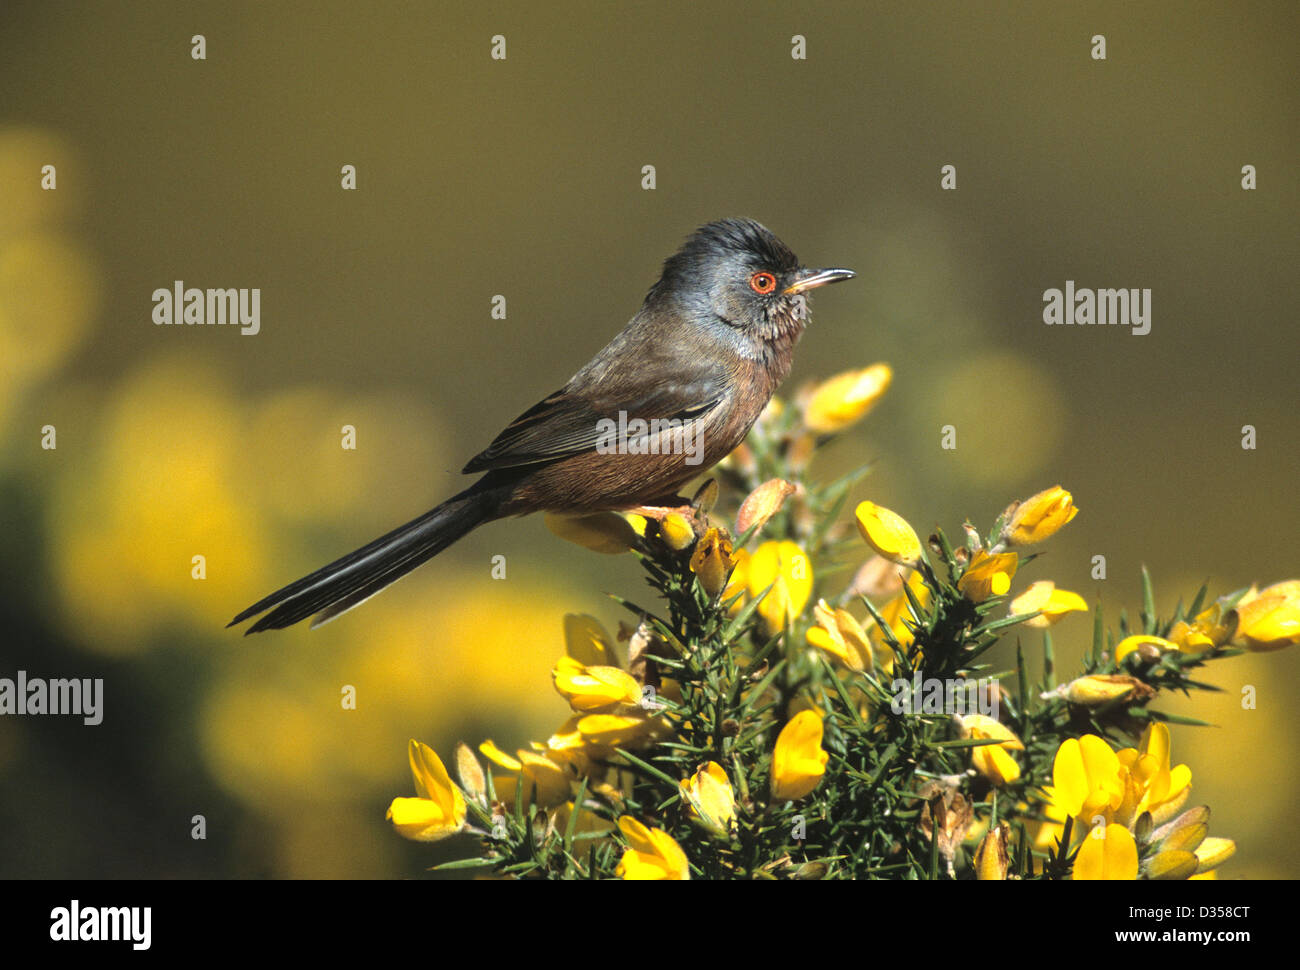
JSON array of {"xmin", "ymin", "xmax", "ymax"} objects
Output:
[{"xmin": 749, "ymin": 271, "xmax": 777, "ymax": 295}]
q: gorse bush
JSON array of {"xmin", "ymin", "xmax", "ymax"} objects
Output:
[{"xmin": 385, "ymin": 365, "xmax": 1298, "ymax": 880}]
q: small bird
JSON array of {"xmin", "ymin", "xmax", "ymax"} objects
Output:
[{"xmin": 230, "ymin": 218, "xmax": 854, "ymax": 633}]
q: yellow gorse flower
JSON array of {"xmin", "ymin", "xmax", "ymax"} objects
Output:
[
  {"xmin": 1001, "ymin": 485, "xmax": 1078, "ymax": 546},
  {"xmin": 958, "ymin": 549, "xmax": 1018, "ymax": 603},
  {"xmin": 659, "ymin": 512, "xmax": 696, "ymax": 551},
  {"xmin": 689, "ymin": 527, "xmax": 736, "ymax": 598},
  {"xmin": 1114, "ymin": 634, "xmax": 1181, "ymax": 664},
  {"xmin": 479, "ymin": 739, "xmax": 575, "ymax": 808},
  {"xmin": 958, "ymin": 714, "xmax": 1024, "ymax": 786},
  {"xmin": 1167, "ymin": 601, "xmax": 1236, "ymax": 651},
  {"xmin": 770, "ymin": 709, "xmax": 829, "ymax": 801},
  {"xmin": 806, "ymin": 598, "xmax": 872, "ymax": 671},
  {"xmin": 854, "ymin": 500, "xmax": 923, "ymax": 568},
  {"xmin": 552, "ymin": 655, "xmax": 642, "ymax": 712},
  {"xmin": 680, "ymin": 761, "xmax": 737, "ymax": 838},
  {"xmin": 1049, "ymin": 724, "xmax": 1191, "ymax": 836},
  {"xmin": 549, "ymin": 615, "xmax": 675, "ymax": 754},
  {"xmin": 1073, "ymin": 823, "xmax": 1139, "ymax": 880},
  {"xmin": 803, "ymin": 363, "xmax": 893, "ymax": 434},
  {"xmin": 386, "ymin": 739, "xmax": 468, "ymax": 842},
  {"xmin": 747, "ymin": 540, "xmax": 813, "ymax": 636},
  {"xmin": 1231, "ymin": 580, "xmax": 1300, "ymax": 651},
  {"xmin": 615, "ymin": 816, "xmax": 690, "ymax": 880},
  {"xmin": 1009, "ymin": 580, "xmax": 1088, "ymax": 627},
  {"xmin": 1051, "ymin": 734, "xmax": 1127, "ymax": 828}
]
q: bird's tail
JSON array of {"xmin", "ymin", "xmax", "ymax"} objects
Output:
[{"xmin": 229, "ymin": 483, "xmax": 504, "ymax": 634}]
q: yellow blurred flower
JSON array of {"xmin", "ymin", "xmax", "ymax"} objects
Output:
[
  {"xmin": 563, "ymin": 613, "xmax": 616, "ymax": 666},
  {"xmin": 958, "ymin": 549, "xmax": 1018, "ymax": 603},
  {"xmin": 516, "ymin": 749, "xmax": 574, "ymax": 807},
  {"xmin": 552, "ymin": 655, "xmax": 642, "ymax": 712},
  {"xmin": 771, "ymin": 709, "xmax": 829, "ymax": 801},
  {"xmin": 958, "ymin": 714, "xmax": 1024, "ymax": 785},
  {"xmin": 806, "ymin": 598, "xmax": 872, "ymax": 671},
  {"xmin": 479, "ymin": 739, "xmax": 574, "ymax": 808},
  {"xmin": 868, "ymin": 571, "xmax": 930, "ymax": 672},
  {"xmin": 748, "ymin": 540, "xmax": 813, "ymax": 635},
  {"xmin": 1001, "ymin": 485, "xmax": 1078, "ymax": 546},
  {"xmin": 680, "ymin": 762, "xmax": 736, "ymax": 838},
  {"xmin": 544, "ymin": 511, "xmax": 639, "ymax": 554},
  {"xmin": 723, "ymin": 547, "xmax": 751, "ymax": 614},
  {"xmin": 854, "ymin": 501, "xmax": 923, "ymax": 568},
  {"xmin": 803, "ymin": 363, "xmax": 893, "ymax": 434},
  {"xmin": 546, "ymin": 800, "xmax": 614, "ymax": 840},
  {"xmin": 615, "ymin": 816, "xmax": 690, "ymax": 880},
  {"xmin": 576, "ymin": 711, "xmax": 673, "ymax": 749},
  {"xmin": 386, "ymin": 740, "xmax": 467, "ymax": 842},
  {"xmin": 47, "ymin": 359, "xmax": 266, "ymax": 651},
  {"xmin": 1009, "ymin": 581, "xmax": 1088, "ymax": 627}
]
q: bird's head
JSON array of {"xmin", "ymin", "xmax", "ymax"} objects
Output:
[{"xmin": 651, "ymin": 218, "xmax": 855, "ymax": 346}]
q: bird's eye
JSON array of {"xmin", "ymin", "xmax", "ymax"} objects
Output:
[{"xmin": 749, "ymin": 271, "xmax": 777, "ymax": 295}]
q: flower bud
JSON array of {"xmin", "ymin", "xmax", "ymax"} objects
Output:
[
  {"xmin": 855, "ymin": 500, "xmax": 923, "ymax": 568},
  {"xmin": 1063, "ymin": 673, "xmax": 1155, "ymax": 707},
  {"xmin": 659, "ymin": 512, "xmax": 696, "ymax": 551},
  {"xmin": 1001, "ymin": 486, "xmax": 1078, "ymax": 546},
  {"xmin": 975, "ymin": 822, "xmax": 1011, "ymax": 880}
]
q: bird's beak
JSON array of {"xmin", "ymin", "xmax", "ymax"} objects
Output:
[{"xmin": 783, "ymin": 267, "xmax": 856, "ymax": 295}]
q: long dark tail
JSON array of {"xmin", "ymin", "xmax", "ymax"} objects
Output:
[{"xmin": 229, "ymin": 483, "xmax": 506, "ymax": 634}]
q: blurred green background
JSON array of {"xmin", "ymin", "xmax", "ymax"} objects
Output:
[{"xmin": 1, "ymin": 1, "xmax": 1295, "ymax": 878}]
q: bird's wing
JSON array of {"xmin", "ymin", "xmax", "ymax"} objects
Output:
[{"xmin": 462, "ymin": 361, "xmax": 728, "ymax": 473}]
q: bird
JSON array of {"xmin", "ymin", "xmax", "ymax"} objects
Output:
[{"xmin": 230, "ymin": 218, "xmax": 854, "ymax": 633}]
